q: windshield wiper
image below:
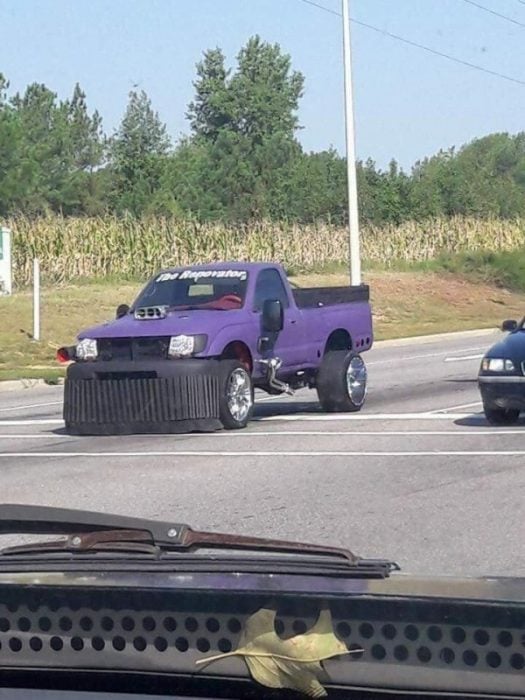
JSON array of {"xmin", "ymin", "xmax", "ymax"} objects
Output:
[
  {"xmin": 0, "ymin": 504, "xmax": 398, "ymax": 577},
  {"xmin": 168, "ymin": 304, "xmax": 231, "ymax": 311}
]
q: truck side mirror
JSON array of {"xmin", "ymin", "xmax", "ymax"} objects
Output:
[
  {"xmin": 116, "ymin": 304, "xmax": 130, "ymax": 319},
  {"xmin": 262, "ymin": 299, "xmax": 284, "ymax": 333},
  {"xmin": 502, "ymin": 319, "xmax": 518, "ymax": 332}
]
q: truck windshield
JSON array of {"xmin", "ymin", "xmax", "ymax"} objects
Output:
[{"xmin": 134, "ymin": 270, "xmax": 249, "ymax": 310}]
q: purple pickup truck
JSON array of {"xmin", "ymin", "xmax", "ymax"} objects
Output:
[{"xmin": 60, "ymin": 262, "xmax": 373, "ymax": 434}]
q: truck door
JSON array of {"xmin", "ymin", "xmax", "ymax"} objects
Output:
[{"xmin": 253, "ymin": 268, "xmax": 307, "ymax": 368}]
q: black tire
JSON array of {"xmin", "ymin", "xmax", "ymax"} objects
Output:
[
  {"xmin": 316, "ymin": 350, "xmax": 367, "ymax": 413},
  {"xmin": 483, "ymin": 405, "xmax": 520, "ymax": 426},
  {"xmin": 218, "ymin": 360, "xmax": 254, "ymax": 429}
]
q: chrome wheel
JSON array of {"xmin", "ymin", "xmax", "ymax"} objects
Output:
[
  {"xmin": 346, "ymin": 355, "xmax": 367, "ymax": 407},
  {"xmin": 226, "ymin": 368, "xmax": 253, "ymax": 423}
]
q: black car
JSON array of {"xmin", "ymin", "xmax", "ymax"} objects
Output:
[{"xmin": 478, "ymin": 317, "xmax": 525, "ymax": 425}]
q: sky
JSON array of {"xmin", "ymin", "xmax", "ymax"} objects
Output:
[{"xmin": 1, "ymin": 0, "xmax": 525, "ymax": 170}]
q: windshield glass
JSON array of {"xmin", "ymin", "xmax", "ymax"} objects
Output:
[{"xmin": 134, "ymin": 269, "xmax": 249, "ymax": 310}]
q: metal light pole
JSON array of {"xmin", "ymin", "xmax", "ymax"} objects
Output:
[{"xmin": 341, "ymin": 0, "xmax": 361, "ymax": 286}]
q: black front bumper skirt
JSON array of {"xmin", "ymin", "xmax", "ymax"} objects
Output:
[
  {"xmin": 64, "ymin": 359, "xmax": 222, "ymax": 435},
  {"xmin": 478, "ymin": 375, "xmax": 525, "ymax": 411}
]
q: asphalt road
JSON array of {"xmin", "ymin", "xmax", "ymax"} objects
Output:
[{"xmin": 1, "ymin": 328, "xmax": 524, "ymax": 578}]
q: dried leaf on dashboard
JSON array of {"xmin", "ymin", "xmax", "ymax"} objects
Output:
[{"xmin": 196, "ymin": 607, "xmax": 362, "ymax": 697}]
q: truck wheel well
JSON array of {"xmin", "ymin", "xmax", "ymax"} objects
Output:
[
  {"xmin": 324, "ymin": 329, "xmax": 352, "ymax": 354},
  {"xmin": 221, "ymin": 341, "xmax": 253, "ymax": 372}
]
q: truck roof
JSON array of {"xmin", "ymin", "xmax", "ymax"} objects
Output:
[{"xmin": 159, "ymin": 261, "xmax": 281, "ymax": 274}]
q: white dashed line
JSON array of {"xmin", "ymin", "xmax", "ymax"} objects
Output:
[
  {"xmin": 0, "ymin": 420, "xmax": 63, "ymax": 426},
  {"xmin": 430, "ymin": 400, "xmax": 483, "ymax": 414},
  {"xmin": 0, "ymin": 401, "xmax": 62, "ymax": 413},
  {"xmin": 444, "ymin": 354, "xmax": 484, "ymax": 363},
  {"xmin": 257, "ymin": 413, "xmax": 473, "ymax": 421},
  {"xmin": 0, "ymin": 435, "xmax": 74, "ymax": 439},
  {"xmin": 256, "ymin": 394, "xmax": 289, "ymax": 402}
]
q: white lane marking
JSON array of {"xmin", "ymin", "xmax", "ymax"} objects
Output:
[
  {"xmin": 1, "ymin": 450, "xmax": 524, "ymax": 458},
  {"xmin": 0, "ymin": 420, "xmax": 63, "ymax": 426},
  {"xmin": 5, "ymin": 391, "xmax": 302, "ymax": 408},
  {"xmin": 0, "ymin": 435, "xmax": 73, "ymax": 439},
  {"xmin": 444, "ymin": 354, "xmax": 483, "ymax": 363},
  {"xmin": 0, "ymin": 414, "xmax": 473, "ymax": 427},
  {"xmin": 0, "ymin": 429, "xmax": 522, "ymax": 439},
  {"xmin": 256, "ymin": 389, "xmax": 312, "ymax": 403},
  {"xmin": 0, "ymin": 413, "xmax": 475, "ymax": 427},
  {"xmin": 0, "ymin": 401, "xmax": 62, "ymax": 413},
  {"xmin": 430, "ymin": 400, "xmax": 483, "ymax": 414},
  {"xmin": 367, "ymin": 346, "xmax": 489, "ymax": 366},
  {"xmin": 257, "ymin": 413, "xmax": 473, "ymax": 421}
]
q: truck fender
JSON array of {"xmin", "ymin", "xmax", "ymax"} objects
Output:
[
  {"xmin": 324, "ymin": 328, "xmax": 352, "ymax": 355},
  {"xmin": 220, "ymin": 341, "xmax": 253, "ymax": 372}
]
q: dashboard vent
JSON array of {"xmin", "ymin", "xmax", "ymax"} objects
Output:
[
  {"xmin": 0, "ymin": 604, "xmax": 523, "ymax": 684},
  {"xmin": 0, "ymin": 584, "xmax": 523, "ymax": 697}
]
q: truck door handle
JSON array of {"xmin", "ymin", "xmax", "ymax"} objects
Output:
[{"xmin": 290, "ymin": 320, "xmax": 297, "ymax": 324}]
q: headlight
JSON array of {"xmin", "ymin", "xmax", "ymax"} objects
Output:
[
  {"xmin": 168, "ymin": 334, "xmax": 207, "ymax": 358},
  {"xmin": 168, "ymin": 335, "xmax": 195, "ymax": 358},
  {"xmin": 76, "ymin": 338, "xmax": 98, "ymax": 361},
  {"xmin": 481, "ymin": 357, "xmax": 515, "ymax": 372}
]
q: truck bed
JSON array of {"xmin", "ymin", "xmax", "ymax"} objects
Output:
[{"xmin": 292, "ymin": 284, "xmax": 370, "ymax": 309}]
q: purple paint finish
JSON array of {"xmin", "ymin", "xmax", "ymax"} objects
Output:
[{"xmin": 77, "ymin": 262, "xmax": 373, "ymax": 376}]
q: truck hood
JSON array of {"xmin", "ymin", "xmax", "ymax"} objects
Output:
[{"xmin": 78, "ymin": 309, "xmax": 248, "ymax": 340}]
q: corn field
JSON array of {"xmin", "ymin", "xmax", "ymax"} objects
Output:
[{"xmin": 6, "ymin": 214, "xmax": 525, "ymax": 286}]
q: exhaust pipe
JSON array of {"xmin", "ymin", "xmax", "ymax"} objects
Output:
[{"xmin": 259, "ymin": 358, "xmax": 294, "ymax": 396}]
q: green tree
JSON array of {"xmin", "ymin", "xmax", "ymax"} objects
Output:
[
  {"xmin": 9, "ymin": 82, "xmax": 61, "ymax": 212},
  {"xmin": 187, "ymin": 48, "xmax": 232, "ymax": 141},
  {"xmin": 3, "ymin": 80, "xmax": 105, "ymax": 214},
  {"xmin": 454, "ymin": 133, "xmax": 525, "ymax": 217},
  {"xmin": 60, "ymin": 84, "xmax": 106, "ymax": 214},
  {"xmin": 228, "ymin": 35, "xmax": 304, "ymax": 143},
  {"xmin": 0, "ymin": 74, "xmax": 24, "ymax": 215},
  {"xmin": 188, "ymin": 36, "xmax": 304, "ymax": 145},
  {"xmin": 286, "ymin": 149, "xmax": 347, "ymax": 223},
  {"xmin": 110, "ymin": 90, "xmax": 170, "ymax": 215},
  {"xmin": 408, "ymin": 134, "xmax": 525, "ymax": 220},
  {"xmin": 176, "ymin": 36, "xmax": 306, "ymax": 221}
]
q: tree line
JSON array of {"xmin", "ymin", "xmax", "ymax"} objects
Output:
[{"xmin": 1, "ymin": 35, "xmax": 525, "ymax": 224}]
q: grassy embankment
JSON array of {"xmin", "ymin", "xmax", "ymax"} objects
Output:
[{"xmin": 1, "ymin": 216, "xmax": 524, "ymax": 381}]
